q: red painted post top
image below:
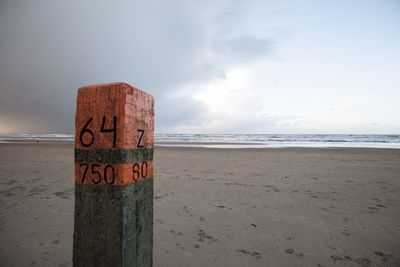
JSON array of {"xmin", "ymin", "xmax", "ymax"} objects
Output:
[
  {"xmin": 74, "ymin": 82, "xmax": 154, "ymax": 186},
  {"xmin": 75, "ymin": 82, "xmax": 154, "ymax": 150}
]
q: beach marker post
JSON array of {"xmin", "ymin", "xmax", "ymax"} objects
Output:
[{"xmin": 73, "ymin": 82, "xmax": 154, "ymax": 266}]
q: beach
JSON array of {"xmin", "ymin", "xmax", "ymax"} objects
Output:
[{"xmin": 0, "ymin": 143, "xmax": 399, "ymax": 266}]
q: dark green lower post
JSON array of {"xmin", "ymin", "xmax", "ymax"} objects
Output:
[{"xmin": 73, "ymin": 179, "xmax": 153, "ymax": 267}]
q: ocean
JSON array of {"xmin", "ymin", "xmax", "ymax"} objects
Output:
[{"xmin": 0, "ymin": 133, "xmax": 400, "ymax": 149}]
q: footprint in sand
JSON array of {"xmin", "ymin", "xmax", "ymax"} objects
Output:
[
  {"xmin": 262, "ymin": 184, "xmax": 280, "ymax": 192},
  {"xmin": 285, "ymin": 248, "xmax": 304, "ymax": 257},
  {"xmin": 330, "ymin": 255, "xmax": 371, "ymax": 266},
  {"xmin": 53, "ymin": 188, "xmax": 73, "ymax": 199},
  {"xmin": 342, "ymin": 230, "xmax": 350, "ymax": 236},
  {"xmin": 198, "ymin": 229, "xmax": 218, "ymax": 243},
  {"xmin": 237, "ymin": 249, "xmax": 262, "ymax": 259},
  {"xmin": 224, "ymin": 182, "xmax": 254, "ymax": 188},
  {"xmin": 0, "ymin": 186, "xmax": 26, "ymax": 197},
  {"xmin": 154, "ymin": 193, "xmax": 168, "ymax": 200},
  {"xmin": 285, "ymin": 248, "xmax": 294, "ymax": 254},
  {"xmin": 170, "ymin": 230, "xmax": 183, "ymax": 236},
  {"xmin": 28, "ymin": 186, "xmax": 48, "ymax": 197},
  {"xmin": 182, "ymin": 206, "xmax": 194, "ymax": 216},
  {"xmin": 374, "ymin": 251, "xmax": 396, "ymax": 263}
]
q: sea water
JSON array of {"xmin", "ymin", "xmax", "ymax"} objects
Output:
[{"xmin": 1, "ymin": 133, "xmax": 400, "ymax": 149}]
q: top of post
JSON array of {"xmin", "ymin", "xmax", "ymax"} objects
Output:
[
  {"xmin": 75, "ymin": 82, "xmax": 154, "ymax": 150},
  {"xmin": 78, "ymin": 82, "xmax": 144, "ymax": 93}
]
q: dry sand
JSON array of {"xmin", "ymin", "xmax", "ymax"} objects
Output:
[{"xmin": 0, "ymin": 143, "xmax": 399, "ymax": 266}]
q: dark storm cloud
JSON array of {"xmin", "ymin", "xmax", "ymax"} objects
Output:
[{"xmin": 0, "ymin": 0, "xmax": 279, "ymax": 133}]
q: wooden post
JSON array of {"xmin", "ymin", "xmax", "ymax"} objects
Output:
[{"xmin": 73, "ymin": 82, "xmax": 154, "ymax": 267}]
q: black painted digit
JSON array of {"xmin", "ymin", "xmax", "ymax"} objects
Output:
[
  {"xmin": 141, "ymin": 161, "xmax": 148, "ymax": 179},
  {"xmin": 80, "ymin": 163, "xmax": 89, "ymax": 183},
  {"xmin": 137, "ymin": 129, "xmax": 144, "ymax": 148},
  {"xmin": 79, "ymin": 118, "xmax": 94, "ymax": 147},
  {"xmin": 132, "ymin": 163, "xmax": 140, "ymax": 181},
  {"xmin": 100, "ymin": 116, "xmax": 117, "ymax": 148},
  {"xmin": 91, "ymin": 164, "xmax": 101, "ymax": 184},
  {"xmin": 104, "ymin": 165, "xmax": 115, "ymax": 185}
]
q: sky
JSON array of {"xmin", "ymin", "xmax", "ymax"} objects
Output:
[{"xmin": 0, "ymin": 0, "xmax": 399, "ymax": 134}]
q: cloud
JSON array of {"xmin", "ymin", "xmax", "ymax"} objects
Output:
[
  {"xmin": 174, "ymin": 67, "xmax": 303, "ymax": 134},
  {"xmin": 155, "ymin": 95, "xmax": 208, "ymax": 133},
  {"xmin": 213, "ymin": 36, "xmax": 274, "ymax": 63},
  {"xmin": 0, "ymin": 0, "xmax": 283, "ymax": 133}
]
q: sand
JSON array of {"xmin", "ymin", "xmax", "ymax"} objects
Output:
[{"xmin": 0, "ymin": 143, "xmax": 399, "ymax": 266}]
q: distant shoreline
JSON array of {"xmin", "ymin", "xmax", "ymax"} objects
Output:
[
  {"xmin": 1, "ymin": 140, "xmax": 400, "ymax": 149},
  {"xmin": 1, "ymin": 133, "xmax": 400, "ymax": 149}
]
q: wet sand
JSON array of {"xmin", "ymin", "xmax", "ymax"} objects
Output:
[{"xmin": 0, "ymin": 143, "xmax": 399, "ymax": 266}]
